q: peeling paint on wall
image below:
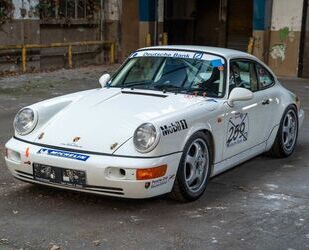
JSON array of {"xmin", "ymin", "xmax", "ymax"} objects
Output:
[
  {"xmin": 279, "ymin": 27, "xmax": 289, "ymax": 41},
  {"xmin": 270, "ymin": 26, "xmax": 291, "ymax": 61},
  {"xmin": 271, "ymin": 0, "xmax": 303, "ymax": 31},
  {"xmin": 270, "ymin": 44, "xmax": 286, "ymax": 61},
  {"xmin": 106, "ymin": 0, "xmax": 122, "ymax": 21}
]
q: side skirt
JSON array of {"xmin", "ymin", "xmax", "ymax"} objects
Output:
[{"xmin": 211, "ymin": 142, "xmax": 266, "ymax": 177}]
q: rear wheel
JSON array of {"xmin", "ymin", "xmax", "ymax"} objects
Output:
[
  {"xmin": 269, "ymin": 106, "xmax": 298, "ymax": 158},
  {"xmin": 170, "ymin": 132, "xmax": 212, "ymax": 202}
]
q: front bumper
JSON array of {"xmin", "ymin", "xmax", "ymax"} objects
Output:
[{"xmin": 5, "ymin": 138, "xmax": 182, "ymax": 199}]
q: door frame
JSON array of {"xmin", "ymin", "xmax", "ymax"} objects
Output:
[{"xmin": 298, "ymin": 0, "xmax": 308, "ymax": 77}]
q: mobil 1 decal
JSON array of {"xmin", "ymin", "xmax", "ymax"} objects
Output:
[
  {"xmin": 226, "ymin": 113, "xmax": 249, "ymax": 147},
  {"xmin": 160, "ymin": 120, "xmax": 188, "ymax": 136}
]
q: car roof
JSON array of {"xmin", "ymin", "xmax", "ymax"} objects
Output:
[{"xmin": 138, "ymin": 45, "xmax": 256, "ymax": 60}]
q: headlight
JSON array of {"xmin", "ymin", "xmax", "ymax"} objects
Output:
[
  {"xmin": 13, "ymin": 108, "xmax": 38, "ymax": 135},
  {"xmin": 133, "ymin": 123, "xmax": 159, "ymax": 153}
]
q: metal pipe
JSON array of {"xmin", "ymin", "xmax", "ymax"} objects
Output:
[
  {"xmin": 110, "ymin": 42, "xmax": 115, "ymax": 64},
  {"xmin": 68, "ymin": 45, "xmax": 73, "ymax": 68},
  {"xmin": 163, "ymin": 32, "xmax": 168, "ymax": 45},
  {"xmin": 0, "ymin": 41, "xmax": 116, "ymax": 73},
  {"xmin": 145, "ymin": 33, "xmax": 152, "ymax": 47},
  {"xmin": 100, "ymin": 0, "xmax": 104, "ymax": 41},
  {"xmin": 22, "ymin": 46, "xmax": 27, "ymax": 73}
]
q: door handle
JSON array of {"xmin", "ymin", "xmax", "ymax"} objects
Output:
[{"xmin": 262, "ymin": 99, "xmax": 270, "ymax": 105}]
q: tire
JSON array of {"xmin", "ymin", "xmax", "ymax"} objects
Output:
[
  {"xmin": 170, "ymin": 131, "xmax": 212, "ymax": 202},
  {"xmin": 268, "ymin": 106, "xmax": 298, "ymax": 158}
]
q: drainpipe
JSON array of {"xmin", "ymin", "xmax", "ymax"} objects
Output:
[
  {"xmin": 154, "ymin": 0, "xmax": 158, "ymax": 45},
  {"xmin": 265, "ymin": 0, "xmax": 274, "ymax": 64},
  {"xmin": 100, "ymin": 0, "xmax": 104, "ymax": 41}
]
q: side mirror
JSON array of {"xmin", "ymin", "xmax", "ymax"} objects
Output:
[
  {"xmin": 99, "ymin": 73, "xmax": 111, "ymax": 88},
  {"xmin": 228, "ymin": 87, "xmax": 253, "ymax": 106}
]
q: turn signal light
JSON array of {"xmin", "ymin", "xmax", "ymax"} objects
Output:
[{"xmin": 136, "ymin": 165, "xmax": 167, "ymax": 180}]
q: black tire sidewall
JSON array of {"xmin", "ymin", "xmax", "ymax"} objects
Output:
[
  {"xmin": 277, "ymin": 106, "xmax": 299, "ymax": 156},
  {"xmin": 175, "ymin": 132, "xmax": 212, "ymax": 201}
]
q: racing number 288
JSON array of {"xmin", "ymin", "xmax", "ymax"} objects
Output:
[{"xmin": 226, "ymin": 113, "xmax": 249, "ymax": 147}]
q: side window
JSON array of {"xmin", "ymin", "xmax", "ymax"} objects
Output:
[
  {"xmin": 229, "ymin": 61, "xmax": 258, "ymax": 92},
  {"xmin": 256, "ymin": 64, "xmax": 274, "ymax": 89}
]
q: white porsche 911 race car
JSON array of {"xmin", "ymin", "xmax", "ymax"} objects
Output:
[{"xmin": 5, "ymin": 46, "xmax": 305, "ymax": 201}]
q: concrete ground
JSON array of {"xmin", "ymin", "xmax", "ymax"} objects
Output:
[{"xmin": 0, "ymin": 66, "xmax": 308, "ymax": 250}]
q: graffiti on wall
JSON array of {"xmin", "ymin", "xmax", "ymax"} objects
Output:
[
  {"xmin": 270, "ymin": 44, "xmax": 287, "ymax": 61},
  {"xmin": 270, "ymin": 26, "xmax": 296, "ymax": 62}
]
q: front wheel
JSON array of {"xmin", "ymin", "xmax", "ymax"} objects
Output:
[
  {"xmin": 269, "ymin": 106, "xmax": 298, "ymax": 158},
  {"xmin": 170, "ymin": 132, "xmax": 212, "ymax": 202}
]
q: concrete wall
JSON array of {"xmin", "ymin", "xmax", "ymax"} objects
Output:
[
  {"xmin": 0, "ymin": 1, "xmax": 40, "ymax": 73},
  {"xmin": 40, "ymin": 24, "xmax": 102, "ymax": 70},
  {"xmin": 268, "ymin": 0, "xmax": 303, "ymax": 76},
  {"xmin": 104, "ymin": 0, "xmax": 122, "ymax": 59},
  {"xmin": 0, "ymin": 20, "xmax": 40, "ymax": 73},
  {"xmin": 121, "ymin": 0, "xmax": 139, "ymax": 59},
  {"xmin": 0, "ymin": 0, "xmax": 109, "ymax": 73}
]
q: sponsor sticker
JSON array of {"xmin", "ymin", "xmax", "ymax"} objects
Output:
[
  {"xmin": 193, "ymin": 52, "xmax": 204, "ymax": 60},
  {"xmin": 160, "ymin": 119, "xmax": 188, "ymax": 136},
  {"xmin": 37, "ymin": 148, "xmax": 90, "ymax": 161},
  {"xmin": 131, "ymin": 52, "xmax": 138, "ymax": 57},
  {"xmin": 226, "ymin": 113, "xmax": 249, "ymax": 147},
  {"xmin": 151, "ymin": 176, "xmax": 168, "ymax": 188},
  {"xmin": 151, "ymin": 174, "xmax": 176, "ymax": 188},
  {"xmin": 211, "ymin": 59, "xmax": 224, "ymax": 67},
  {"xmin": 129, "ymin": 50, "xmax": 225, "ymax": 64}
]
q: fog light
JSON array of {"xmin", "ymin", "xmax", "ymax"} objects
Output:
[
  {"xmin": 136, "ymin": 165, "xmax": 167, "ymax": 180},
  {"xmin": 6, "ymin": 149, "xmax": 21, "ymax": 162},
  {"xmin": 145, "ymin": 182, "xmax": 151, "ymax": 189}
]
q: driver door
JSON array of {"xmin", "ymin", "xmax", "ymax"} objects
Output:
[{"xmin": 223, "ymin": 59, "xmax": 269, "ymax": 160}]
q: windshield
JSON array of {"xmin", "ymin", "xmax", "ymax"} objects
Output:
[{"xmin": 109, "ymin": 50, "xmax": 226, "ymax": 98}]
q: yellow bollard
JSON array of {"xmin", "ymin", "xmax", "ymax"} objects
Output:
[
  {"xmin": 247, "ymin": 37, "xmax": 255, "ymax": 54},
  {"xmin": 22, "ymin": 46, "xmax": 27, "ymax": 73},
  {"xmin": 163, "ymin": 32, "xmax": 168, "ymax": 45},
  {"xmin": 110, "ymin": 43, "xmax": 116, "ymax": 64},
  {"xmin": 68, "ymin": 45, "xmax": 73, "ymax": 68},
  {"xmin": 145, "ymin": 33, "xmax": 151, "ymax": 47}
]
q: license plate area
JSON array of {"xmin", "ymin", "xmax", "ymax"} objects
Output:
[{"xmin": 33, "ymin": 163, "xmax": 86, "ymax": 187}]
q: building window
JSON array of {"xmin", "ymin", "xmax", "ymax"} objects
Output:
[
  {"xmin": 38, "ymin": 0, "xmax": 98, "ymax": 20},
  {"xmin": 0, "ymin": 0, "xmax": 13, "ymax": 24}
]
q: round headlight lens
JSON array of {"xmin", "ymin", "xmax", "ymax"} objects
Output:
[
  {"xmin": 133, "ymin": 123, "xmax": 159, "ymax": 153},
  {"xmin": 14, "ymin": 108, "xmax": 37, "ymax": 135}
]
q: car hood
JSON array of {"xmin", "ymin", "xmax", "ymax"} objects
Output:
[{"xmin": 32, "ymin": 88, "xmax": 217, "ymax": 154}]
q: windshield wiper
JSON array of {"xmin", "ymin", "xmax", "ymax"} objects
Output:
[
  {"xmin": 153, "ymin": 84, "xmax": 183, "ymax": 92},
  {"xmin": 121, "ymin": 81, "xmax": 152, "ymax": 88},
  {"xmin": 184, "ymin": 88, "xmax": 217, "ymax": 97}
]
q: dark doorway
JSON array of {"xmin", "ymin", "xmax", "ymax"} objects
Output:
[
  {"xmin": 299, "ymin": 0, "xmax": 309, "ymax": 78},
  {"xmin": 164, "ymin": 0, "xmax": 197, "ymax": 45},
  {"xmin": 164, "ymin": 0, "xmax": 253, "ymax": 51},
  {"xmin": 227, "ymin": 0, "xmax": 253, "ymax": 51}
]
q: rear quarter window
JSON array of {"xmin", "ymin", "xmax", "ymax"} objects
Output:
[{"xmin": 256, "ymin": 64, "xmax": 274, "ymax": 89}]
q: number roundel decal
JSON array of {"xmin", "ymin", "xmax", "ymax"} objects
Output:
[{"xmin": 226, "ymin": 113, "xmax": 249, "ymax": 147}]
